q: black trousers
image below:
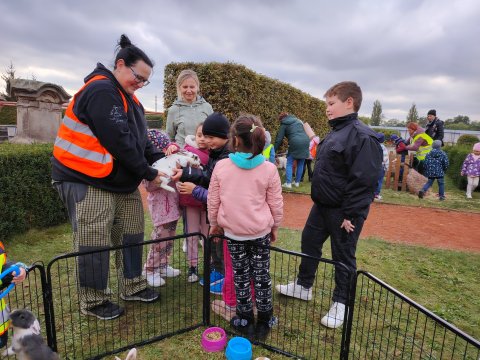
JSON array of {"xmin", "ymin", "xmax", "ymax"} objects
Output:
[{"xmin": 297, "ymin": 204, "xmax": 365, "ymax": 304}]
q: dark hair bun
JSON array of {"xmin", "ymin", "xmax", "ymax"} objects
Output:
[{"xmin": 118, "ymin": 34, "xmax": 132, "ymax": 49}]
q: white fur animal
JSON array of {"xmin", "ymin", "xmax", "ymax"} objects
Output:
[
  {"xmin": 152, "ymin": 150, "xmax": 201, "ymax": 192},
  {"xmin": 115, "ymin": 348, "xmax": 137, "ymax": 360},
  {"xmin": 276, "ymin": 156, "xmax": 287, "ymax": 170},
  {"xmin": 3, "ymin": 309, "xmax": 59, "ymax": 360}
]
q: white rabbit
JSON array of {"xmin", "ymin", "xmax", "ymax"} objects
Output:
[{"xmin": 152, "ymin": 150, "xmax": 201, "ymax": 192}]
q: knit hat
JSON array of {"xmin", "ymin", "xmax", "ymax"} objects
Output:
[
  {"xmin": 202, "ymin": 112, "xmax": 230, "ymax": 139},
  {"xmin": 376, "ymin": 132, "xmax": 385, "ymax": 143},
  {"xmin": 428, "ymin": 109, "xmax": 436, "ymax": 116},
  {"xmin": 147, "ymin": 129, "xmax": 170, "ymax": 150},
  {"xmin": 390, "ymin": 134, "xmax": 399, "ymax": 142},
  {"xmin": 473, "ymin": 142, "xmax": 480, "ymax": 152},
  {"xmin": 432, "ymin": 140, "xmax": 442, "ymax": 149}
]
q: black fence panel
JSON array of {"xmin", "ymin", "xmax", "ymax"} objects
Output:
[
  {"xmin": 350, "ymin": 271, "xmax": 480, "ymax": 360},
  {"xmin": 46, "ymin": 233, "xmax": 206, "ymax": 360}
]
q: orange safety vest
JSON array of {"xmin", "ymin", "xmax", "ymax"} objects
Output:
[{"xmin": 53, "ymin": 75, "xmax": 140, "ymax": 178}]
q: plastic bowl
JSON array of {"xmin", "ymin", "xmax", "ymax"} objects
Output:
[
  {"xmin": 225, "ymin": 336, "xmax": 252, "ymax": 360},
  {"xmin": 201, "ymin": 327, "xmax": 227, "ymax": 352}
]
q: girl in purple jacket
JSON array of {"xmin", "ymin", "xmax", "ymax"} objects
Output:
[{"xmin": 461, "ymin": 142, "xmax": 480, "ymax": 199}]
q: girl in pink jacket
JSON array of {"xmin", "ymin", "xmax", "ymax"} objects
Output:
[{"xmin": 208, "ymin": 114, "xmax": 283, "ymax": 341}]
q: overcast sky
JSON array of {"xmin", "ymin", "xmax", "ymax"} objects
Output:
[{"xmin": 1, "ymin": 0, "xmax": 479, "ymax": 121}]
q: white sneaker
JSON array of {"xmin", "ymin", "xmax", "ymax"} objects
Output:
[
  {"xmin": 466, "ymin": 193, "xmax": 472, "ymax": 199},
  {"xmin": 282, "ymin": 183, "xmax": 292, "ymax": 189},
  {"xmin": 275, "ymin": 281, "xmax": 312, "ymax": 301},
  {"xmin": 182, "ymin": 240, "xmax": 187, "ymax": 253},
  {"xmin": 144, "ymin": 271, "xmax": 166, "ymax": 287},
  {"xmin": 159, "ymin": 265, "xmax": 180, "ymax": 278},
  {"xmin": 294, "ymin": 182, "xmax": 300, "ymax": 187},
  {"xmin": 321, "ymin": 302, "xmax": 345, "ymax": 329}
]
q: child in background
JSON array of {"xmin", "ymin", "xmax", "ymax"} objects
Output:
[
  {"xmin": 418, "ymin": 140, "xmax": 449, "ymax": 200},
  {"xmin": 374, "ymin": 132, "xmax": 389, "ymax": 200},
  {"xmin": 460, "ymin": 142, "xmax": 480, "ymax": 199},
  {"xmin": 0, "ymin": 242, "xmax": 28, "ymax": 348},
  {"xmin": 143, "ymin": 130, "xmax": 181, "ymax": 287},
  {"xmin": 208, "ymin": 114, "xmax": 283, "ymax": 340},
  {"xmin": 301, "ymin": 122, "xmax": 319, "ymax": 182},
  {"xmin": 179, "ymin": 123, "xmax": 210, "ymax": 282},
  {"xmin": 262, "ymin": 131, "xmax": 276, "ymax": 164},
  {"xmin": 173, "ymin": 112, "xmax": 232, "ymax": 294},
  {"xmin": 390, "ymin": 134, "xmax": 409, "ymax": 162}
]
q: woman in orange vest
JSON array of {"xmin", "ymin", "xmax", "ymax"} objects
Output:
[{"xmin": 52, "ymin": 34, "xmax": 166, "ymax": 320}]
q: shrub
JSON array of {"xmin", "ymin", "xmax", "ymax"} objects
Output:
[
  {"xmin": 164, "ymin": 62, "xmax": 329, "ymax": 153},
  {"xmin": 0, "ymin": 106, "xmax": 16, "ymax": 125},
  {"xmin": 456, "ymin": 134, "xmax": 479, "ymax": 147},
  {"xmin": 443, "ymin": 145, "xmax": 471, "ymax": 190},
  {"xmin": 0, "ymin": 143, "xmax": 67, "ymax": 240},
  {"xmin": 146, "ymin": 114, "xmax": 164, "ymax": 129}
]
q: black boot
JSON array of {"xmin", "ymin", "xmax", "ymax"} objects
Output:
[
  {"xmin": 230, "ymin": 310, "xmax": 255, "ymax": 339},
  {"xmin": 255, "ymin": 310, "xmax": 276, "ymax": 341}
]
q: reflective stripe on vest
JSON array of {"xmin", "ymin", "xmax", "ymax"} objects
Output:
[
  {"xmin": 262, "ymin": 144, "xmax": 273, "ymax": 159},
  {"xmin": 53, "ymin": 75, "xmax": 132, "ymax": 178},
  {"xmin": 413, "ymin": 133, "xmax": 433, "ymax": 160}
]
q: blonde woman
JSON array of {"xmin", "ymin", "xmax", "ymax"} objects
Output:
[{"xmin": 166, "ymin": 69, "xmax": 213, "ymax": 147}]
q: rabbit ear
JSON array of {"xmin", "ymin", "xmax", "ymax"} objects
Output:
[{"xmin": 125, "ymin": 348, "xmax": 137, "ymax": 360}]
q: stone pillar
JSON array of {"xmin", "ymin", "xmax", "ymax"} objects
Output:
[{"xmin": 9, "ymin": 79, "xmax": 71, "ymax": 143}]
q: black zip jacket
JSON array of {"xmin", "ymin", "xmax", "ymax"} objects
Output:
[
  {"xmin": 180, "ymin": 141, "xmax": 231, "ymax": 188},
  {"xmin": 311, "ymin": 113, "xmax": 382, "ymax": 219},
  {"xmin": 52, "ymin": 63, "xmax": 163, "ymax": 193}
]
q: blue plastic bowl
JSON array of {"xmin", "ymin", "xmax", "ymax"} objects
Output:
[{"xmin": 225, "ymin": 337, "xmax": 252, "ymax": 360}]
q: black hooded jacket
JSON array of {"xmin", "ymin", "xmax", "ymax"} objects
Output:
[
  {"xmin": 52, "ymin": 63, "xmax": 163, "ymax": 193},
  {"xmin": 311, "ymin": 113, "xmax": 382, "ymax": 219}
]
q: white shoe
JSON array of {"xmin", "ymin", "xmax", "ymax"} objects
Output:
[
  {"xmin": 294, "ymin": 182, "xmax": 300, "ymax": 187},
  {"xmin": 466, "ymin": 193, "xmax": 472, "ymax": 199},
  {"xmin": 144, "ymin": 271, "xmax": 166, "ymax": 287},
  {"xmin": 159, "ymin": 265, "xmax": 180, "ymax": 278},
  {"xmin": 275, "ymin": 281, "xmax": 312, "ymax": 301},
  {"xmin": 282, "ymin": 183, "xmax": 292, "ymax": 189},
  {"xmin": 182, "ymin": 240, "xmax": 187, "ymax": 253},
  {"xmin": 321, "ymin": 302, "xmax": 345, "ymax": 329}
]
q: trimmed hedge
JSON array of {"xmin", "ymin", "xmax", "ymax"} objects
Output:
[
  {"xmin": 0, "ymin": 106, "xmax": 16, "ymax": 125},
  {"xmin": 0, "ymin": 143, "xmax": 67, "ymax": 240},
  {"xmin": 443, "ymin": 145, "xmax": 471, "ymax": 190},
  {"xmin": 456, "ymin": 134, "xmax": 479, "ymax": 147},
  {"xmin": 164, "ymin": 62, "xmax": 329, "ymax": 151}
]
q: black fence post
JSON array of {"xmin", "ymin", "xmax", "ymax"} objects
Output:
[
  {"xmin": 203, "ymin": 235, "xmax": 212, "ymax": 326},
  {"xmin": 340, "ymin": 268, "xmax": 358, "ymax": 360}
]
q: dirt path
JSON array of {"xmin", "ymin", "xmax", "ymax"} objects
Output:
[{"xmin": 281, "ymin": 192, "xmax": 480, "ymax": 253}]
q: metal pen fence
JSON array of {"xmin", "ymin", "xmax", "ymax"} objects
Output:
[{"xmin": 1, "ymin": 235, "xmax": 479, "ymax": 359}]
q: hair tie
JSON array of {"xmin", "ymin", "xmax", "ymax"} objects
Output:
[{"xmin": 250, "ymin": 124, "xmax": 258, "ymax": 133}]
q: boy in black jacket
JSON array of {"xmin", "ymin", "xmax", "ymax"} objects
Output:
[
  {"xmin": 172, "ymin": 112, "xmax": 231, "ymax": 294},
  {"xmin": 276, "ymin": 81, "xmax": 382, "ymax": 329}
]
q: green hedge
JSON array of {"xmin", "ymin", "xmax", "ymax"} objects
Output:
[
  {"xmin": 443, "ymin": 145, "xmax": 471, "ymax": 190},
  {"xmin": 0, "ymin": 106, "xmax": 16, "ymax": 125},
  {"xmin": 0, "ymin": 143, "xmax": 67, "ymax": 240},
  {"xmin": 456, "ymin": 134, "xmax": 478, "ymax": 147},
  {"xmin": 164, "ymin": 62, "xmax": 329, "ymax": 152}
]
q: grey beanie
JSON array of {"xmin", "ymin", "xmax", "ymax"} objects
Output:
[{"xmin": 432, "ymin": 140, "xmax": 442, "ymax": 149}]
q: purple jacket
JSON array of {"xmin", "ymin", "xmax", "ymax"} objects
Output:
[{"xmin": 461, "ymin": 154, "xmax": 480, "ymax": 177}]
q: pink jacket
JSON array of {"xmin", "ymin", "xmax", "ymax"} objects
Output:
[{"xmin": 207, "ymin": 158, "xmax": 283, "ymax": 240}]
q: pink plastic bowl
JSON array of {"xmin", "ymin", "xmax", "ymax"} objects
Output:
[{"xmin": 201, "ymin": 327, "xmax": 227, "ymax": 352}]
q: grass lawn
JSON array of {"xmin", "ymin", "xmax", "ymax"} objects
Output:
[{"xmin": 4, "ymin": 212, "xmax": 479, "ymax": 359}]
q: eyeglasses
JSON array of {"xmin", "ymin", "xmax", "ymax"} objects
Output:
[{"xmin": 129, "ymin": 67, "xmax": 150, "ymax": 86}]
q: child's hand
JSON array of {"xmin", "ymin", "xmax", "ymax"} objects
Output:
[
  {"xmin": 209, "ymin": 226, "xmax": 224, "ymax": 242},
  {"xmin": 171, "ymin": 168, "xmax": 183, "ymax": 182},
  {"xmin": 12, "ymin": 267, "xmax": 27, "ymax": 284},
  {"xmin": 270, "ymin": 228, "xmax": 278, "ymax": 243},
  {"xmin": 164, "ymin": 144, "xmax": 178, "ymax": 156},
  {"xmin": 340, "ymin": 219, "xmax": 355, "ymax": 233},
  {"xmin": 177, "ymin": 182, "xmax": 195, "ymax": 195}
]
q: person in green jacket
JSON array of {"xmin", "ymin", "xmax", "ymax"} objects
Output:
[
  {"xmin": 274, "ymin": 112, "xmax": 310, "ymax": 188},
  {"xmin": 166, "ymin": 69, "xmax": 214, "ymax": 147}
]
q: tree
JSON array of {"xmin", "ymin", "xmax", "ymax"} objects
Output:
[
  {"xmin": 1, "ymin": 61, "xmax": 16, "ymax": 100},
  {"xmin": 358, "ymin": 116, "xmax": 370, "ymax": 125},
  {"xmin": 370, "ymin": 100, "xmax": 383, "ymax": 126},
  {"xmin": 406, "ymin": 103, "xmax": 419, "ymax": 123},
  {"xmin": 417, "ymin": 116, "xmax": 427, "ymax": 127},
  {"xmin": 383, "ymin": 118, "xmax": 406, "ymax": 127},
  {"xmin": 445, "ymin": 115, "xmax": 470, "ymax": 126}
]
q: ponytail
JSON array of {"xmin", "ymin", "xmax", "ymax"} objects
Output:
[
  {"xmin": 231, "ymin": 114, "xmax": 265, "ymax": 159},
  {"xmin": 114, "ymin": 34, "xmax": 154, "ymax": 68}
]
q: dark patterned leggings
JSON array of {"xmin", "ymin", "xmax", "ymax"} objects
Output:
[{"xmin": 226, "ymin": 234, "xmax": 272, "ymax": 314}]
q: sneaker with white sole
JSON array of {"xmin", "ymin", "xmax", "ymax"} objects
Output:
[
  {"xmin": 144, "ymin": 271, "xmax": 166, "ymax": 287},
  {"xmin": 182, "ymin": 240, "xmax": 187, "ymax": 253},
  {"xmin": 275, "ymin": 280, "xmax": 312, "ymax": 301},
  {"xmin": 81, "ymin": 301, "xmax": 124, "ymax": 320},
  {"xmin": 187, "ymin": 266, "xmax": 199, "ymax": 283},
  {"xmin": 159, "ymin": 265, "xmax": 180, "ymax": 278},
  {"xmin": 320, "ymin": 302, "xmax": 346, "ymax": 329},
  {"xmin": 282, "ymin": 183, "xmax": 292, "ymax": 189},
  {"xmin": 294, "ymin": 182, "xmax": 300, "ymax": 187}
]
